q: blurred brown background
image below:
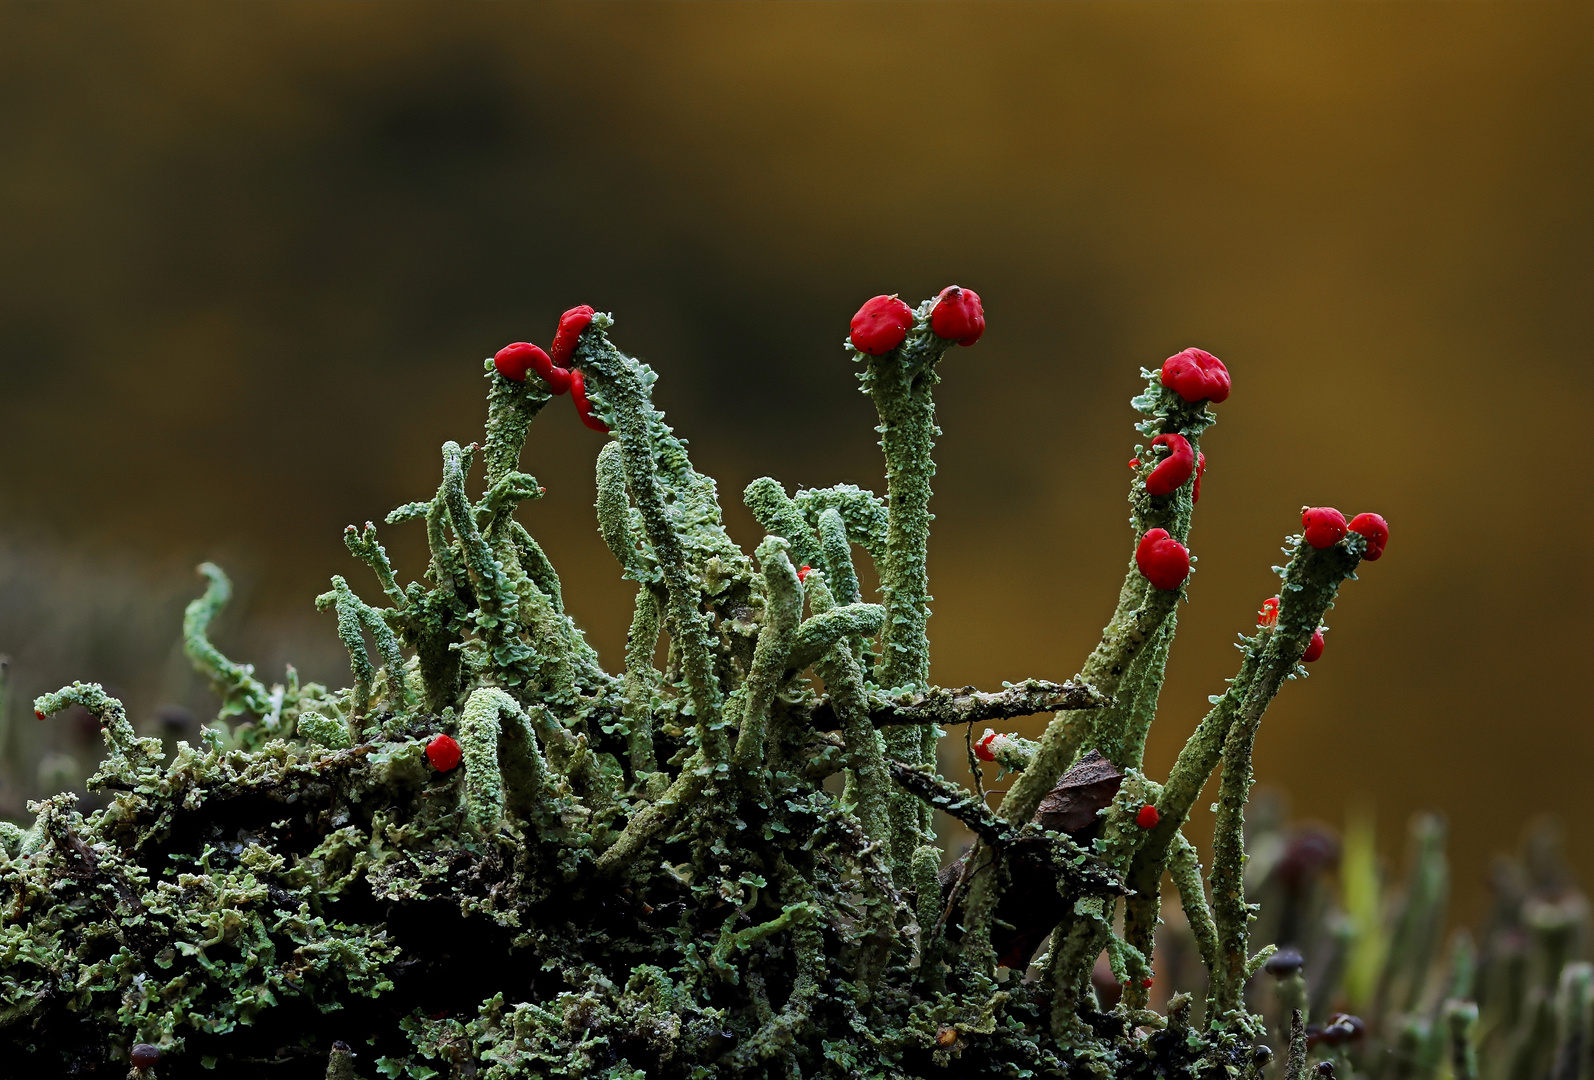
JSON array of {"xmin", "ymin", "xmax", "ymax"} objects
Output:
[{"xmin": 0, "ymin": 2, "xmax": 1589, "ymax": 922}]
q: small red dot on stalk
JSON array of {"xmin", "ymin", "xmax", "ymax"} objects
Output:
[
  {"xmin": 570, "ymin": 370, "xmax": 610, "ymax": 433},
  {"xmin": 1141, "ymin": 976, "xmax": 1154, "ymax": 988},
  {"xmin": 550, "ymin": 305, "xmax": 596, "ymax": 369},
  {"xmin": 1136, "ymin": 804, "xmax": 1160, "ymax": 829},
  {"xmin": 849, "ymin": 295, "xmax": 914, "ymax": 355},
  {"xmin": 1258, "ymin": 597, "xmax": 1279, "ymax": 627},
  {"xmin": 1135, "ymin": 529, "xmax": 1190, "ymax": 591},
  {"xmin": 974, "ymin": 730, "xmax": 1002, "ymax": 762},
  {"xmin": 929, "ymin": 286, "xmax": 985, "ymax": 346},
  {"xmin": 493, "ymin": 342, "xmax": 544, "ymax": 383},
  {"xmin": 797, "ymin": 565, "xmax": 811, "ymax": 583},
  {"xmin": 426, "ymin": 734, "xmax": 462, "ymax": 772},
  {"xmin": 1145, "ymin": 433, "xmax": 1195, "ymax": 497},
  {"xmin": 1302, "ymin": 629, "xmax": 1326, "ymax": 664},
  {"xmin": 1302, "ymin": 507, "xmax": 1348, "ymax": 549},
  {"xmin": 1160, "ymin": 348, "xmax": 1230, "ymax": 403},
  {"xmin": 35, "ymin": 709, "xmax": 46, "ymax": 721},
  {"xmin": 1348, "ymin": 512, "xmax": 1389, "ymax": 561}
]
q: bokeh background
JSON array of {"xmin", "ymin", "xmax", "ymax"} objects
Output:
[{"xmin": 0, "ymin": 2, "xmax": 1589, "ymax": 924}]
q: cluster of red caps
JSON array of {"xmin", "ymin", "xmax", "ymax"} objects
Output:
[
  {"xmin": 848, "ymin": 286, "xmax": 985, "ymax": 355},
  {"xmin": 1130, "ymin": 349, "xmax": 1231, "ymax": 591},
  {"xmin": 493, "ymin": 306, "xmax": 610, "ymax": 432},
  {"xmin": 1253, "ymin": 507, "xmax": 1389, "ymax": 664},
  {"xmin": 1128, "ymin": 349, "xmax": 1390, "ymax": 669}
]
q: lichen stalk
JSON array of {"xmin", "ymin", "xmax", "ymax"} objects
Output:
[
  {"xmin": 183, "ymin": 562, "xmax": 274, "ymax": 721},
  {"xmin": 1208, "ymin": 535, "xmax": 1363, "ymax": 1017},
  {"xmin": 1170, "ymin": 830, "xmax": 1221, "ymax": 978},
  {"xmin": 457, "ymin": 687, "xmax": 558, "ymax": 834},
  {"xmin": 574, "ymin": 316, "xmax": 742, "ymax": 763},
  {"xmin": 855, "ymin": 299, "xmax": 955, "ymax": 864},
  {"xmin": 730, "ymin": 537, "xmax": 802, "ymax": 785},
  {"xmin": 622, "ymin": 584, "xmax": 663, "ymax": 776},
  {"xmin": 999, "ymin": 376, "xmax": 1211, "ymax": 827}
]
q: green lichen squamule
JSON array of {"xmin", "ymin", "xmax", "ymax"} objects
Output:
[{"xmin": 0, "ymin": 297, "xmax": 1385, "ymax": 1079}]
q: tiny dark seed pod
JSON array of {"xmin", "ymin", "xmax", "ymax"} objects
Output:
[
  {"xmin": 1314, "ymin": 1063, "xmax": 1337, "ymax": 1079},
  {"xmin": 1263, "ymin": 946, "xmax": 1305, "ymax": 978},
  {"xmin": 130, "ymin": 1043, "xmax": 162, "ymax": 1068},
  {"xmin": 1250, "ymin": 1045, "xmax": 1274, "ymax": 1067}
]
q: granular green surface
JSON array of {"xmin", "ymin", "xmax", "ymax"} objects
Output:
[{"xmin": 0, "ymin": 298, "xmax": 1381, "ymax": 1078}]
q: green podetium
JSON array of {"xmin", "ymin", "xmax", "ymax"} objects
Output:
[{"xmin": 1, "ymin": 295, "xmax": 1389, "ymax": 1079}]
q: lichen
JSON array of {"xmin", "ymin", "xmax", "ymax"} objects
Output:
[{"xmin": 0, "ymin": 294, "xmax": 1385, "ymax": 1078}]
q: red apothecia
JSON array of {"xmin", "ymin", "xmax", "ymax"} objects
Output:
[
  {"xmin": 929, "ymin": 286, "xmax": 985, "ymax": 346},
  {"xmin": 1301, "ymin": 629, "xmax": 1326, "ymax": 663},
  {"xmin": 1160, "ymin": 347, "xmax": 1230, "ymax": 403},
  {"xmin": 570, "ymin": 370, "xmax": 610, "ymax": 433},
  {"xmin": 849, "ymin": 295, "xmax": 914, "ymax": 356},
  {"xmin": 1193, "ymin": 452, "xmax": 1206, "ymax": 502},
  {"xmin": 797, "ymin": 565, "xmax": 812, "ymax": 583},
  {"xmin": 1145, "ymin": 433, "xmax": 1195, "ymax": 496},
  {"xmin": 1135, "ymin": 529, "xmax": 1190, "ymax": 591},
  {"xmin": 974, "ymin": 730, "xmax": 1002, "ymax": 762},
  {"xmin": 1302, "ymin": 507, "xmax": 1348, "ymax": 549},
  {"xmin": 1136, "ymin": 804, "xmax": 1160, "ymax": 829},
  {"xmin": 496, "ymin": 341, "xmax": 574, "ymax": 394},
  {"xmin": 1258, "ymin": 597, "xmax": 1280, "ymax": 627},
  {"xmin": 426, "ymin": 733, "xmax": 462, "ymax": 772},
  {"xmin": 550, "ymin": 305, "xmax": 595, "ymax": 368},
  {"xmin": 493, "ymin": 342, "xmax": 544, "ymax": 383},
  {"xmin": 1348, "ymin": 512, "xmax": 1389, "ymax": 561}
]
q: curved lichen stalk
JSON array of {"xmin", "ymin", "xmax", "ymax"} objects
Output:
[{"xmin": 0, "ymin": 296, "xmax": 1389, "ymax": 1080}]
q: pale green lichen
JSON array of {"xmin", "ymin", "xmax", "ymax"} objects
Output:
[{"xmin": 0, "ymin": 297, "xmax": 1390, "ymax": 1078}]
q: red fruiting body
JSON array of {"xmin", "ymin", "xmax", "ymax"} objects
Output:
[
  {"xmin": 1136, "ymin": 804, "xmax": 1160, "ymax": 829},
  {"xmin": 1128, "ymin": 458, "xmax": 1139, "ymax": 469},
  {"xmin": 1135, "ymin": 528, "xmax": 1190, "ymax": 591},
  {"xmin": 570, "ymin": 369, "xmax": 610, "ymax": 433},
  {"xmin": 529, "ymin": 347, "xmax": 574, "ymax": 395},
  {"xmin": 131, "ymin": 1044, "xmax": 162, "ymax": 1068},
  {"xmin": 1302, "ymin": 506, "xmax": 1348, "ymax": 549},
  {"xmin": 426, "ymin": 733, "xmax": 462, "ymax": 772},
  {"xmin": 1193, "ymin": 451, "xmax": 1206, "ymax": 502},
  {"xmin": 493, "ymin": 342, "xmax": 574, "ymax": 394},
  {"xmin": 1302, "ymin": 628, "xmax": 1325, "ymax": 663},
  {"xmin": 35, "ymin": 709, "xmax": 46, "ymax": 721},
  {"xmin": 849, "ymin": 295, "xmax": 915, "ymax": 356},
  {"xmin": 974, "ymin": 730, "xmax": 1001, "ymax": 762},
  {"xmin": 1348, "ymin": 512, "xmax": 1389, "ymax": 561},
  {"xmin": 1160, "ymin": 347, "xmax": 1230, "ymax": 404},
  {"xmin": 493, "ymin": 342, "xmax": 541, "ymax": 383},
  {"xmin": 550, "ymin": 304, "xmax": 596, "ymax": 368},
  {"xmin": 1141, "ymin": 977, "xmax": 1155, "ymax": 989},
  {"xmin": 1258, "ymin": 596, "xmax": 1280, "ymax": 627},
  {"xmin": 929, "ymin": 286, "xmax": 985, "ymax": 346},
  {"xmin": 1145, "ymin": 433, "xmax": 1195, "ymax": 496},
  {"xmin": 797, "ymin": 565, "xmax": 812, "ymax": 583}
]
